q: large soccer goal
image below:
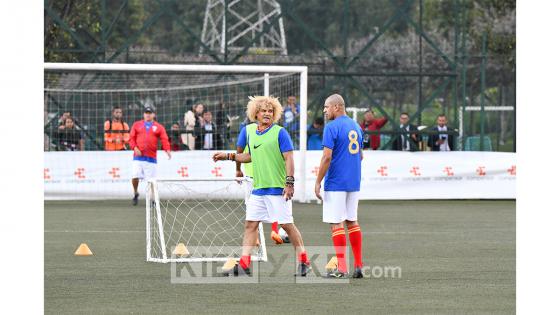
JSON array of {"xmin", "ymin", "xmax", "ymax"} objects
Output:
[
  {"xmin": 44, "ymin": 63, "xmax": 308, "ymax": 200},
  {"xmin": 44, "ymin": 63, "xmax": 308, "ymax": 262}
]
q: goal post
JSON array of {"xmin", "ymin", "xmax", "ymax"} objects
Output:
[{"xmin": 146, "ymin": 178, "xmax": 267, "ymax": 263}]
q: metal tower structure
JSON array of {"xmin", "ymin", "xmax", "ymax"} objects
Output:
[{"xmin": 200, "ymin": 0, "xmax": 288, "ymax": 56}]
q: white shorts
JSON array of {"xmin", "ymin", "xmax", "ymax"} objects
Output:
[
  {"xmin": 132, "ymin": 160, "xmax": 157, "ymax": 180},
  {"xmin": 246, "ymin": 194, "xmax": 293, "ymax": 224},
  {"xmin": 242, "ymin": 177, "xmax": 254, "ymax": 205},
  {"xmin": 322, "ymin": 191, "xmax": 360, "ymax": 223}
]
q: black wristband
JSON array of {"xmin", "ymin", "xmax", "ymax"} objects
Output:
[{"xmin": 285, "ymin": 176, "xmax": 295, "ymax": 186}]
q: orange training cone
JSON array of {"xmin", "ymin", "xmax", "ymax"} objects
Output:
[
  {"xmin": 74, "ymin": 243, "xmax": 93, "ymax": 256},
  {"xmin": 172, "ymin": 243, "xmax": 189, "ymax": 256}
]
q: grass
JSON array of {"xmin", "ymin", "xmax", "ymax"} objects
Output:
[{"xmin": 45, "ymin": 200, "xmax": 515, "ymax": 314}]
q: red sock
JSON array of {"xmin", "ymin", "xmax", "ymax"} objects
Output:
[
  {"xmin": 239, "ymin": 255, "xmax": 251, "ymax": 269},
  {"xmin": 348, "ymin": 225, "xmax": 363, "ymax": 268},
  {"xmin": 271, "ymin": 221, "xmax": 279, "ymax": 233},
  {"xmin": 299, "ymin": 251, "xmax": 309, "ymax": 264},
  {"xmin": 331, "ymin": 227, "xmax": 347, "ymax": 273}
]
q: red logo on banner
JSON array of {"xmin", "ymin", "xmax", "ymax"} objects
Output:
[
  {"xmin": 507, "ymin": 165, "xmax": 516, "ymax": 176},
  {"xmin": 443, "ymin": 166, "xmax": 454, "ymax": 176},
  {"xmin": 108, "ymin": 167, "xmax": 120, "ymax": 179},
  {"xmin": 476, "ymin": 166, "xmax": 486, "ymax": 176},
  {"xmin": 177, "ymin": 166, "xmax": 189, "ymax": 178},
  {"xmin": 377, "ymin": 166, "xmax": 388, "ymax": 176},
  {"xmin": 44, "ymin": 168, "xmax": 51, "ymax": 180},
  {"xmin": 74, "ymin": 168, "xmax": 86, "ymax": 179},
  {"xmin": 312, "ymin": 166, "xmax": 319, "ymax": 176},
  {"xmin": 409, "ymin": 166, "xmax": 421, "ymax": 176},
  {"xmin": 211, "ymin": 167, "xmax": 223, "ymax": 177}
]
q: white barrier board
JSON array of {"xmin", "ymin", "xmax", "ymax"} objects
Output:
[{"xmin": 44, "ymin": 151, "xmax": 515, "ymax": 200}]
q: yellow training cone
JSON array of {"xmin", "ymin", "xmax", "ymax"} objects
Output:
[
  {"xmin": 172, "ymin": 243, "xmax": 189, "ymax": 256},
  {"xmin": 221, "ymin": 258, "xmax": 238, "ymax": 272},
  {"xmin": 74, "ymin": 243, "xmax": 93, "ymax": 256},
  {"xmin": 325, "ymin": 256, "xmax": 338, "ymax": 272}
]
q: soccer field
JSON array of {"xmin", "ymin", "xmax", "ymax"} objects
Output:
[{"xmin": 45, "ymin": 200, "xmax": 515, "ymax": 314}]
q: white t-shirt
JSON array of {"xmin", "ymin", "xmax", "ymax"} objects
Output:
[
  {"xmin": 400, "ymin": 124, "xmax": 410, "ymax": 151},
  {"xmin": 203, "ymin": 123, "xmax": 213, "ymax": 149},
  {"xmin": 437, "ymin": 125, "xmax": 450, "ymax": 151}
]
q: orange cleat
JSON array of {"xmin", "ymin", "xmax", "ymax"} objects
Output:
[{"xmin": 271, "ymin": 231, "xmax": 284, "ymax": 245}]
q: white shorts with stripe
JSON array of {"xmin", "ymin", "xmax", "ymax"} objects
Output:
[
  {"xmin": 322, "ymin": 191, "xmax": 360, "ymax": 223},
  {"xmin": 246, "ymin": 194, "xmax": 293, "ymax": 224}
]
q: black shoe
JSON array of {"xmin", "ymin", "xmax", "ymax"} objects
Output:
[
  {"xmin": 132, "ymin": 193, "xmax": 139, "ymax": 206},
  {"xmin": 225, "ymin": 264, "xmax": 251, "ymax": 277},
  {"xmin": 352, "ymin": 267, "xmax": 364, "ymax": 278},
  {"xmin": 325, "ymin": 269, "xmax": 348, "ymax": 278},
  {"xmin": 296, "ymin": 262, "xmax": 311, "ymax": 277}
]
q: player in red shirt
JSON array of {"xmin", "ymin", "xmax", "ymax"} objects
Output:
[
  {"xmin": 360, "ymin": 109, "xmax": 388, "ymax": 150},
  {"xmin": 129, "ymin": 107, "xmax": 171, "ymax": 205}
]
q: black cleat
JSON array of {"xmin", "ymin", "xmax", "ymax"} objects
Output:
[
  {"xmin": 296, "ymin": 262, "xmax": 311, "ymax": 277},
  {"xmin": 352, "ymin": 267, "xmax": 364, "ymax": 278},
  {"xmin": 325, "ymin": 269, "xmax": 348, "ymax": 278},
  {"xmin": 132, "ymin": 193, "xmax": 139, "ymax": 206},
  {"xmin": 223, "ymin": 264, "xmax": 251, "ymax": 277}
]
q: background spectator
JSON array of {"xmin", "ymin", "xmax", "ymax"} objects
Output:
[
  {"xmin": 391, "ymin": 112, "xmax": 420, "ymax": 151},
  {"xmin": 195, "ymin": 110, "xmax": 223, "ymax": 150},
  {"xmin": 58, "ymin": 111, "xmax": 72, "ymax": 127},
  {"xmin": 183, "ymin": 103, "xmax": 204, "ymax": 150},
  {"xmin": 104, "ymin": 106, "xmax": 130, "ymax": 151},
  {"xmin": 214, "ymin": 102, "xmax": 231, "ymax": 147},
  {"xmin": 307, "ymin": 117, "xmax": 324, "ymax": 150},
  {"xmin": 360, "ymin": 109, "xmax": 388, "ymax": 150},
  {"xmin": 282, "ymin": 95, "xmax": 300, "ymax": 147},
  {"xmin": 427, "ymin": 114, "xmax": 455, "ymax": 151},
  {"xmin": 169, "ymin": 123, "xmax": 187, "ymax": 151},
  {"xmin": 56, "ymin": 117, "xmax": 84, "ymax": 151}
]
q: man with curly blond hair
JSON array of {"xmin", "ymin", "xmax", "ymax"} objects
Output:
[{"xmin": 213, "ymin": 96, "xmax": 311, "ymax": 277}]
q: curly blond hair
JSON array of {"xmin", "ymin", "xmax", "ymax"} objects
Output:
[{"xmin": 246, "ymin": 96, "xmax": 283, "ymax": 123}]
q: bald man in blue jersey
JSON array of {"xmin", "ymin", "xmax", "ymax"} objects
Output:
[{"xmin": 315, "ymin": 94, "xmax": 364, "ymax": 278}]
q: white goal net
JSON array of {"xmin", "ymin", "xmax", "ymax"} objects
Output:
[{"xmin": 147, "ymin": 178, "xmax": 267, "ymax": 263}]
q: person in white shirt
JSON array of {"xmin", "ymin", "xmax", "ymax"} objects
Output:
[{"xmin": 183, "ymin": 103, "xmax": 205, "ymax": 150}]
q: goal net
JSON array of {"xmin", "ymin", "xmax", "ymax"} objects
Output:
[
  {"xmin": 43, "ymin": 63, "xmax": 309, "ymax": 201},
  {"xmin": 147, "ymin": 178, "xmax": 266, "ymax": 263}
]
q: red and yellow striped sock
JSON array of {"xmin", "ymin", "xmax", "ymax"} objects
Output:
[
  {"xmin": 348, "ymin": 225, "xmax": 363, "ymax": 268},
  {"xmin": 331, "ymin": 227, "xmax": 347, "ymax": 273}
]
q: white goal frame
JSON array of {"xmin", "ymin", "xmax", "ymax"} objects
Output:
[
  {"xmin": 146, "ymin": 178, "xmax": 267, "ymax": 263},
  {"xmin": 44, "ymin": 62, "xmax": 309, "ymax": 202}
]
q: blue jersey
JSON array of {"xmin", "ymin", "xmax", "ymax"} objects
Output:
[{"xmin": 322, "ymin": 115, "xmax": 363, "ymax": 191}]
